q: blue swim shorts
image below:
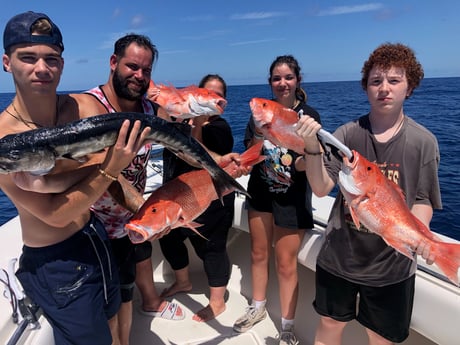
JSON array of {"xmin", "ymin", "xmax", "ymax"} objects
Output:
[{"xmin": 16, "ymin": 213, "xmax": 121, "ymax": 345}]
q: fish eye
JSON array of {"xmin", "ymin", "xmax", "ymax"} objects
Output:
[{"xmin": 151, "ymin": 208, "xmax": 157, "ymax": 213}]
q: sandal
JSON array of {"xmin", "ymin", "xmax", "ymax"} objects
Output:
[{"xmin": 139, "ymin": 301, "xmax": 185, "ymax": 320}]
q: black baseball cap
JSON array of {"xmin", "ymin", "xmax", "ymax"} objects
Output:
[{"xmin": 3, "ymin": 11, "xmax": 64, "ymax": 52}]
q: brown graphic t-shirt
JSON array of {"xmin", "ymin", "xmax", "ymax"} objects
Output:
[{"xmin": 317, "ymin": 114, "xmax": 442, "ymax": 286}]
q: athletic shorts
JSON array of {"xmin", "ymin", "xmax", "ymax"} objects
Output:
[
  {"xmin": 313, "ymin": 265, "xmax": 415, "ymax": 343},
  {"xmin": 110, "ymin": 238, "xmax": 153, "ymax": 302},
  {"xmin": 134, "ymin": 240, "xmax": 152, "ymax": 262},
  {"xmin": 247, "ymin": 177, "xmax": 313, "ymax": 230},
  {"xmin": 16, "ymin": 214, "xmax": 121, "ymax": 345}
]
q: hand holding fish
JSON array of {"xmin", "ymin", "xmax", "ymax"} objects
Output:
[
  {"xmin": 415, "ymin": 241, "xmax": 435, "ymax": 265},
  {"xmin": 147, "ymin": 86, "xmax": 160, "ymax": 101},
  {"xmin": 100, "ymin": 119, "xmax": 151, "ymax": 178},
  {"xmin": 217, "ymin": 152, "xmax": 254, "ymax": 178},
  {"xmin": 295, "ymin": 115, "xmax": 323, "ymax": 154},
  {"xmin": 189, "ymin": 114, "xmax": 211, "ymax": 128}
]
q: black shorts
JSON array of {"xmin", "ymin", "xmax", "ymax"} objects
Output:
[
  {"xmin": 110, "ymin": 236, "xmax": 136, "ymax": 302},
  {"xmin": 246, "ymin": 189, "xmax": 313, "ymax": 230},
  {"xmin": 134, "ymin": 240, "xmax": 152, "ymax": 262},
  {"xmin": 110, "ymin": 238, "xmax": 152, "ymax": 302},
  {"xmin": 247, "ymin": 177, "xmax": 313, "ymax": 230},
  {"xmin": 313, "ymin": 265, "xmax": 415, "ymax": 343}
]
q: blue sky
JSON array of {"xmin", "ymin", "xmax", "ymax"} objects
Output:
[{"xmin": 1, "ymin": 1, "xmax": 459, "ymax": 92}]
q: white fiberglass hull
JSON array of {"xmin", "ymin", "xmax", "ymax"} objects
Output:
[{"xmin": 0, "ymin": 155, "xmax": 458, "ymax": 345}]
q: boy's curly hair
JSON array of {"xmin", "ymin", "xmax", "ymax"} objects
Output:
[{"xmin": 361, "ymin": 43, "xmax": 424, "ymax": 97}]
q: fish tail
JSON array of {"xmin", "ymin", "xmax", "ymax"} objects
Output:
[
  {"xmin": 433, "ymin": 242, "xmax": 460, "ymax": 286},
  {"xmin": 211, "ymin": 168, "xmax": 249, "ymax": 202}
]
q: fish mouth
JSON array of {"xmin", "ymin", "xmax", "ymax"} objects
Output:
[
  {"xmin": 338, "ymin": 170, "xmax": 362, "ymax": 195},
  {"xmin": 216, "ymin": 99, "xmax": 227, "ymax": 113},
  {"xmin": 342, "ymin": 149, "xmax": 358, "ymax": 169},
  {"xmin": 339, "ymin": 150, "xmax": 362, "ymax": 195},
  {"xmin": 189, "ymin": 95, "xmax": 226, "ymax": 115}
]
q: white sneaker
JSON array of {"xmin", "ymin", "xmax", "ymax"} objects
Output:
[
  {"xmin": 233, "ymin": 305, "xmax": 267, "ymax": 333},
  {"xmin": 279, "ymin": 327, "xmax": 299, "ymax": 345}
]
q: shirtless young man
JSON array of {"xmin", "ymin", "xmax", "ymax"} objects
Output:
[{"xmin": 0, "ymin": 11, "xmax": 150, "ymax": 345}]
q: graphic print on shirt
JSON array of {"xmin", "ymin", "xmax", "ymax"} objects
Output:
[
  {"xmin": 261, "ymin": 140, "xmax": 293, "ymax": 193},
  {"xmin": 85, "ymin": 86, "xmax": 155, "ymax": 238}
]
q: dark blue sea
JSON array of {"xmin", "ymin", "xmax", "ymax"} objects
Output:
[{"xmin": 0, "ymin": 78, "xmax": 459, "ymax": 240}]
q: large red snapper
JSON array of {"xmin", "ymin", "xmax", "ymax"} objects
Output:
[
  {"xmin": 125, "ymin": 142, "xmax": 265, "ymax": 243},
  {"xmin": 250, "ymin": 97, "xmax": 304, "ymax": 154},
  {"xmin": 149, "ymin": 80, "xmax": 227, "ymax": 119},
  {"xmin": 339, "ymin": 150, "xmax": 460, "ymax": 286}
]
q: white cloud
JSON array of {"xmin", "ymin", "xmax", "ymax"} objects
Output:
[
  {"xmin": 317, "ymin": 3, "xmax": 383, "ymax": 16},
  {"xmin": 230, "ymin": 12, "xmax": 287, "ymax": 20},
  {"xmin": 131, "ymin": 15, "xmax": 144, "ymax": 27},
  {"xmin": 112, "ymin": 8, "xmax": 121, "ymax": 19},
  {"xmin": 160, "ymin": 49, "xmax": 189, "ymax": 55},
  {"xmin": 229, "ymin": 38, "xmax": 285, "ymax": 46}
]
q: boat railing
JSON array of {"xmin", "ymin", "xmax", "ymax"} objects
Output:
[{"xmin": 1, "ymin": 259, "xmax": 41, "ymax": 345}]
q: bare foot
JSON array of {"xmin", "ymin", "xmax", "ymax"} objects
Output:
[
  {"xmin": 143, "ymin": 300, "xmax": 167, "ymax": 313},
  {"xmin": 192, "ymin": 303, "xmax": 226, "ymax": 322},
  {"xmin": 161, "ymin": 282, "xmax": 192, "ymax": 298}
]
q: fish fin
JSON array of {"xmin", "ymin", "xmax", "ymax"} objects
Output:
[
  {"xmin": 188, "ymin": 221, "xmax": 203, "ymax": 228},
  {"xmin": 166, "ymin": 83, "xmax": 187, "ymax": 100},
  {"xmin": 349, "ymin": 208, "xmax": 361, "ymax": 229},
  {"xmin": 186, "ymin": 222, "xmax": 208, "ymax": 241},
  {"xmin": 432, "ymin": 242, "xmax": 460, "ymax": 286}
]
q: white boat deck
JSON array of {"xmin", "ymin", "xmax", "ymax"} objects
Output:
[{"xmin": 0, "ymin": 154, "xmax": 459, "ymax": 344}]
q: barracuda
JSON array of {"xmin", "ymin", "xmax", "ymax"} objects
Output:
[{"xmin": 0, "ymin": 112, "xmax": 247, "ymax": 200}]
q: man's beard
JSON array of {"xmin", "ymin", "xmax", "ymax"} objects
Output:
[{"xmin": 113, "ymin": 71, "xmax": 148, "ymax": 101}]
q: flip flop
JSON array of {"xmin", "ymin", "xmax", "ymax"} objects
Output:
[{"xmin": 139, "ymin": 301, "xmax": 185, "ymax": 320}]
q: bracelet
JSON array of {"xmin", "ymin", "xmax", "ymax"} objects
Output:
[
  {"xmin": 303, "ymin": 148, "xmax": 323, "ymax": 156},
  {"xmin": 253, "ymin": 131, "xmax": 264, "ymax": 140},
  {"xmin": 98, "ymin": 168, "xmax": 118, "ymax": 181}
]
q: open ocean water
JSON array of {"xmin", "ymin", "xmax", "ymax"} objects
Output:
[{"xmin": 0, "ymin": 77, "xmax": 459, "ymax": 240}]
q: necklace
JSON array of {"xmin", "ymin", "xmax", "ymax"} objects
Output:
[
  {"xmin": 390, "ymin": 115, "xmax": 405, "ymax": 141},
  {"xmin": 5, "ymin": 96, "xmax": 59, "ymax": 129},
  {"xmin": 291, "ymin": 99, "xmax": 300, "ymax": 109}
]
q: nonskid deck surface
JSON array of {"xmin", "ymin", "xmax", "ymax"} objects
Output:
[{"xmin": 129, "ymin": 269, "xmax": 280, "ymax": 345}]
